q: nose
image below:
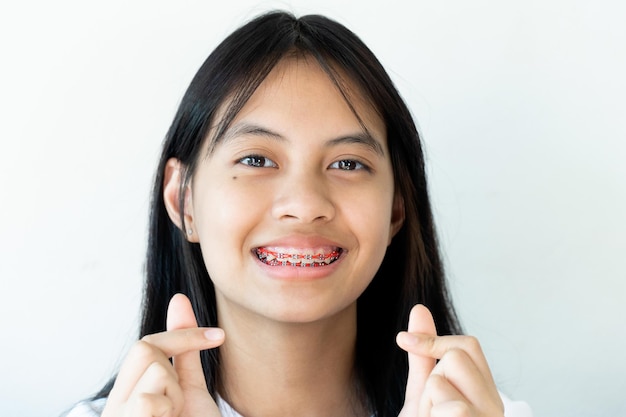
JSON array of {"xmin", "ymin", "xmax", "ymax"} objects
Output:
[{"xmin": 271, "ymin": 170, "xmax": 335, "ymax": 224}]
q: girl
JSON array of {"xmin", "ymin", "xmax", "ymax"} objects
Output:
[{"xmin": 68, "ymin": 11, "xmax": 531, "ymax": 417}]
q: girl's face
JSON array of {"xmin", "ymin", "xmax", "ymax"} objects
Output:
[{"xmin": 184, "ymin": 58, "xmax": 403, "ymax": 325}]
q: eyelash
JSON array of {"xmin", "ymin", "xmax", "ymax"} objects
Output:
[
  {"xmin": 238, "ymin": 155, "xmax": 278, "ymax": 168},
  {"xmin": 237, "ymin": 155, "xmax": 370, "ymax": 172},
  {"xmin": 328, "ymin": 159, "xmax": 370, "ymax": 172}
]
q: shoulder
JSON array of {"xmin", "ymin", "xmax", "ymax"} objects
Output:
[
  {"xmin": 64, "ymin": 398, "xmax": 106, "ymax": 417},
  {"xmin": 500, "ymin": 391, "xmax": 533, "ymax": 417}
]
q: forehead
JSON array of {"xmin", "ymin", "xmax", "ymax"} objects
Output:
[
  {"xmin": 210, "ymin": 56, "xmax": 386, "ymax": 149},
  {"xmin": 257, "ymin": 57, "xmax": 381, "ymax": 122}
]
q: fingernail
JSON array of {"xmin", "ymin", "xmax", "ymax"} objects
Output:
[{"xmin": 204, "ymin": 328, "xmax": 225, "ymax": 341}]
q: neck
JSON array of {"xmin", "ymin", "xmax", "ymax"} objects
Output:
[{"xmin": 215, "ymin": 300, "xmax": 368, "ymax": 417}]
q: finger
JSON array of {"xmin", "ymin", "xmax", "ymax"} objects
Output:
[
  {"xmin": 108, "ymin": 339, "xmax": 172, "ymax": 404},
  {"xmin": 396, "ymin": 304, "xmax": 437, "ymax": 414},
  {"xmin": 397, "ymin": 333, "xmax": 495, "ymax": 386},
  {"xmin": 125, "ymin": 392, "xmax": 176, "ymax": 417},
  {"xmin": 129, "ymin": 361, "xmax": 184, "ymax": 414},
  {"xmin": 109, "ymin": 328, "xmax": 222, "ymax": 403},
  {"xmin": 166, "ymin": 293, "xmax": 224, "ymax": 391},
  {"xmin": 430, "ymin": 400, "xmax": 473, "ymax": 417},
  {"xmin": 431, "ymin": 348, "xmax": 503, "ymax": 411},
  {"xmin": 416, "ymin": 348, "xmax": 504, "ymax": 417},
  {"xmin": 417, "ymin": 373, "xmax": 466, "ymax": 417}
]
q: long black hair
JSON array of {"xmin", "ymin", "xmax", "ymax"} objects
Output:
[{"xmin": 95, "ymin": 11, "xmax": 461, "ymax": 417}]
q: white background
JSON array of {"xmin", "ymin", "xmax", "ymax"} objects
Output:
[{"xmin": 1, "ymin": 1, "xmax": 624, "ymax": 416}]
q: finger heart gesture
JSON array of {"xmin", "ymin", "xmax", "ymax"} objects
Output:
[
  {"xmin": 101, "ymin": 294, "xmax": 224, "ymax": 417},
  {"xmin": 396, "ymin": 305, "xmax": 504, "ymax": 417}
]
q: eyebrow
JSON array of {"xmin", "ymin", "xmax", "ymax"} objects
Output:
[
  {"xmin": 220, "ymin": 122, "xmax": 385, "ymax": 157},
  {"xmin": 221, "ymin": 123, "xmax": 285, "ymax": 143}
]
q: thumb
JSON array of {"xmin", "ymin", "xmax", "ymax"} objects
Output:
[
  {"xmin": 396, "ymin": 304, "xmax": 437, "ymax": 413},
  {"xmin": 166, "ymin": 293, "xmax": 224, "ymax": 390},
  {"xmin": 167, "ymin": 293, "xmax": 201, "ymax": 330}
]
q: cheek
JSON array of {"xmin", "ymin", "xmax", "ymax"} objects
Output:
[
  {"xmin": 191, "ymin": 181, "xmax": 268, "ymax": 252},
  {"xmin": 192, "ymin": 188, "xmax": 253, "ymax": 285},
  {"xmin": 342, "ymin": 186, "xmax": 395, "ymax": 251},
  {"xmin": 349, "ymin": 182, "xmax": 395, "ymax": 223},
  {"xmin": 194, "ymin": 179, "xmax": 261, "ymax": 223}
]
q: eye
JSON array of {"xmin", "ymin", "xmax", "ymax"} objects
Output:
[
  {"xmin": 329, "ymin": 159, "xmax": 368, "ymax": 171},
  {"xmin": 238, "ymin": 155, "xmax": 277, "ymax": 168}
]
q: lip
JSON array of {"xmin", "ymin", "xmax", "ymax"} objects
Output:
[{"xmin": 251, "ymin": 235, "xmax": 347, "ymax": 281}]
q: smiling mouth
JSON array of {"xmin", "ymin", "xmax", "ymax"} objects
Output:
[{"xmin": 255, "ymin": 247, "xmax": 343, "ymax": 267}]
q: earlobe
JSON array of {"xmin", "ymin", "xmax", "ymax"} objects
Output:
[
  {"xmin": 388, "ymin": 193, "xmax": 405, "ymax": 245},
  {"xmin": 163, "ymin": 158, "xmax": 198, "ymax": 242}
]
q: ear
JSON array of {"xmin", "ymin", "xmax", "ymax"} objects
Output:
[
  {"xmin": 163, "ymin": 158, "xmax": 198, "ymax": 243},
  {"xmin": 388, "ymin": 193, "xmax": 405, "ymax": 245}
]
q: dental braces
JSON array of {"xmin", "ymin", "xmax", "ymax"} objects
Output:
[{"xmin": 256, "ymin": 248, "xmax": 341, "ymax": 267}]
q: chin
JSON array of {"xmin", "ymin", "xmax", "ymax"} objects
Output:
[{"xmin": 255, "ymin": 298, "xmax": 357, "ymax": 326}]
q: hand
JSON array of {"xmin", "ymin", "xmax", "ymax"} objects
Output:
[
  {"xmin": 102, "ymin": 294, "xmax": 225, "ymax": 417},
  {"xmin": 396, "ymin": 305, "xmax": 504, "ymax": 417}
]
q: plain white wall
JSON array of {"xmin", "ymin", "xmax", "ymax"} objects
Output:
[{"xmin": 1, "ymin": 1, "xmax": 624, "ymax": 416}]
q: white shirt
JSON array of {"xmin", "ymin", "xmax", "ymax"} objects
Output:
[{"xmin": 65, "ymin": 392, "xmax": 532, "ymax": 417}]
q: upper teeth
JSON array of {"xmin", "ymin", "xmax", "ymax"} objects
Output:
[{"xmin": 256, "ymin": 247, "xmax": 341, "ymax": 267}]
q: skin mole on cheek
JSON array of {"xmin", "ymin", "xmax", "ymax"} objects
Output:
[{"xmin": 232, "ymin": 176, "xmax": 237, "ymax": 180}]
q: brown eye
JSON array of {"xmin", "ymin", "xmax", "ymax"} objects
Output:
[
  {"xmin": 330, "ymin": 159, "xmax": 366, "ymax": 171},
  {"xmin": 239, "ymin": 155, "xmax": 277, "ymax": 168}
]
